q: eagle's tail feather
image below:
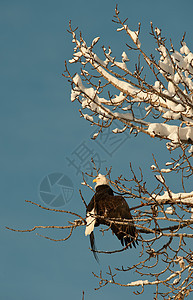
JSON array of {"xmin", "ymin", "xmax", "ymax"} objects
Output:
[
  {"xmin": 111, "ymin": 223, "xmax": 138, "ymax": 249},
  {"xmin": 90, "ymin": 232, "xmax": 99, "ymax": 263},
  {"xmin": 124, "ymin": 236, "xmax": 132, "ymax": 248}
]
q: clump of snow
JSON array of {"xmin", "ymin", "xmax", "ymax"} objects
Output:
[
  {"xmin": 188, "ymin": 145, "xmax": 193, "ymax": 153},
  {"xmin": 127, "ymin": 280, "xmax": 149, "ymax": 286},
  {"xmin": 162, "ymin": 111, "xmax": 181, "ymax": 120},
  {"xmin": 112, "ymin": 125, "xmax": 127, "ymax": 134},
  {"xmin": 161, "ymin": 163, "xmax": 179, "ymax": 173},
  {"xmin": 153, "ymin": 190, "xmax": 193, "ymax": 206},
  {"xmin": 72, "ymin": 73, "xmax": 113, "ymax": 120},
  {"xmin": 94, "ymin": 53, "xmax": 109, "ymax": 68},
  {"xmin": 117, "ymin": 27, "xmax": 124, "ymax": 32},
  {"xmin": 122, "ymin": 104, "xmax": 132, "ymax": 111},
  {"xmin": 180, "ymin": 42, "xmax": 190, "ymax": 55},
  {"xmin": 122, "ymin": 51, "xmax": 129, "ymax": 62},
  {"xmin": 175, "ymin": 257, "xmax": 185, "ymax": 270},
  {"xmin": 151, "ymin": 165, "xmax": 156, "ymax": 170},
  {"xmin": 112, "ymin": 128, "xmax": 119, "ymax": 134},
  {"xmin": 155, "ymin": 174, "xmax": 165, "ymax": 183},
  {"xmin": 165, "ymin": 162, "xmax": 173, "ymax": 166},
  {"xmin": 165, "ymin": 207, "xmax": 174, "ymax": 214},
  {"xmin": 73, "ymin": 51, "xmax": 82, "ymax": 58},
  {"xmin": 117, "ymin": 25, "xmax": 141, "ymax": 48},
  {"xmin": 167, "ymin": 82, "xmax": 175, "ymax": 96},
  {"xmin": 191, "ymin": 208, "xmax": 193, "ymax": 219},
  {"xmin": 127, "ymin": 27, "xmax": 141, "ymax": 48},
  {"xmin": 92, "ymin": 132, "xmax": 99, "ymax": 139},
  {"xmin": 69, "ymin": 57, "xmax": 79, "ymax": 64},
  {"xmin": 147, "ymin": 123, "xmax": 193, "ymax": 145},
  {"xmin": 83, "ymin": 113, "xmax": 94, "ymax": 122},
  {"xmin": 71, "ymin": 89, "xmax": 80, "ymax": 102},
  {"xmin": 155, "ymin": 27, "xmax": 161, "ymax": 35},
  {"xmin": 113, "ymin": 111, "xmax": 134, "ymax": 121},
  {"xmin": 173, "ymin": 73, "xmax": 181, "ymax": 84},
  {"xmin": 161, "ymin": 169, "xmax": 171, "ymax": 173},
  {"xmin": 91, "ymin": 37, "xmax": 100, "ymax": 46},
  {"xmin": 173, "ymin": 277, "xmax": 180, "ymax": 285},
  {"xmin": 158, "ymin": 45, "xmax": 174, "ymax": 75}
]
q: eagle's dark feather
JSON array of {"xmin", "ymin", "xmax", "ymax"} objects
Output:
[
  {"xmin": 89, "ymin": 232, "xmax": 99, "ymax": 263},
  {"xmin": 86, "ymin": 184, "xmax": 138, "ymax": 259}
]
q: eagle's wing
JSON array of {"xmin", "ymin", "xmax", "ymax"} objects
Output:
[
  {"xmin": 98, "ymin": 195, "xmax": 138, "ymax": 248},
  {"xmin": 85, "ymin": 207, "xmax": 96, "ymax": 236},
  {"xmin": 85, "ymin": 196, "xmax": 99, "ymax": 262}
]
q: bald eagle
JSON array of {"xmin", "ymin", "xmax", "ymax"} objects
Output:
[{"xmin": 85, "ymin": 174, "xmax": 138, "ymax": 260}]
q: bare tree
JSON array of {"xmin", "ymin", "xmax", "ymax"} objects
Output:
[{"xmin": 7, "ymin": 6, "xmax": 193, "ymax": 300}]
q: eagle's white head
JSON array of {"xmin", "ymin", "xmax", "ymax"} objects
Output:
[{"xmin": 93, "ymin": 173, "xmax": 109, "ymax": 188}]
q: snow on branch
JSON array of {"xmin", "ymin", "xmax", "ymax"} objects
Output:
[{"xmin": 63, "ymin": 8, "xmax": 193, "ymax": 152}]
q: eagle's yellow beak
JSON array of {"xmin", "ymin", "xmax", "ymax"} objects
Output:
[{"xmin": 93, "ymin": 178, "xmax": 98, "ymax": 183}]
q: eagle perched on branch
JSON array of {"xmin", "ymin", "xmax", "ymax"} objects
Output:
[{"xmin": 85, "ymin": 174, "xmax": 138, "ymax": 260}]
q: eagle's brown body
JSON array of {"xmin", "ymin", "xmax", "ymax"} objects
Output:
[{"xmin": 86, "ymin": 183, "xmax": 138, "ymax": 256}]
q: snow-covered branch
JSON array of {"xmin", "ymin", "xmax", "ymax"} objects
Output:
[{"xmin": 64, "ymin": 7, "xmax": 193, "ymax": 153}]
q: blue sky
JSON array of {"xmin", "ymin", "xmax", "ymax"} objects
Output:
[{"xmin": 1, "ymin": 1, "xmax": 193, "ymax": 299}]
